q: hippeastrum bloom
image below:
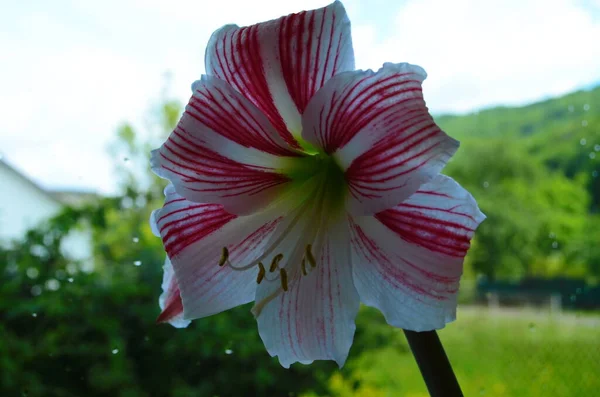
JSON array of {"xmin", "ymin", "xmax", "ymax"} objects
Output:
[{"xmin": 151, "ymin": 0, "xmax": 485, "ymax": 368}]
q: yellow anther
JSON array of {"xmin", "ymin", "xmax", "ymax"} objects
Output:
[
  {"xmin": 257, "ymin": 262, "xmax": 266, "ymax": 284},
  {"xmin": 269, "ymin": 253, "xmax": 283, "ymax": 272},
  {"xmin": 305, "ymin": 244, "xmax": 316, "ymax": 268},
  {"xmin": 280, "ymin": 268, "xmax": 288, "ymax": 292},
  {"xmin": 301, "ymin": 258, "xmax": 307, "ymax": 276},
  {"xmin": 218, "ymin": 247, "xmax": 229, "ymax": 267}
]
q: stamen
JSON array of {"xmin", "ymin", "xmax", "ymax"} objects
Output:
[
  {"xmin": 301, "ymin": 258, "xmax": 307, "ymax": 276},
  {"xmin": 305, "ymin": 244, "xmax": 316, "ymax": 268},
  {"xmin": 218, "ymin": 247, "xmax": 229, "ymax": 267},
  {"xmin": 252, "ymin": 288, "xmax": 283, "ymax": 318},
  {"xmin": 280, "ymin": 268, "xmax": 288, "ymax": 292},
  {"xmin": 269, "ymin": 253, "xmax": 283, "ymax": 272},
  {"xmin": 256, "ymin": 262, "xmax": 266, "ymax": 284}
]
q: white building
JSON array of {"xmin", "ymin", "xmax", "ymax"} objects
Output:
[{"xmin": 0, "ymin": 158, "xmax": 94, "ymax": 262}]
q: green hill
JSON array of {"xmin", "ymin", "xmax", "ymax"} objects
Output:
[{"xmin": 433, "ymin": 86, "xmax": 600, "ymax": 280}]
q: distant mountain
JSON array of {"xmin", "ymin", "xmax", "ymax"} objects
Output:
[
  {"xmin": 436, "ymin": 85, "xmax": 600, "ymax": 212},
  {"xmin": 436, "ymin": 85, "xmax": 600, "ymax": 140}
]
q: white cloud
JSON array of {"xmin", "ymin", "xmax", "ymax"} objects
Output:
[
  {"xmin": 353, "ymin": 0, "xmax": 600, "ymax": 113},
  {"xmin": 0, "ymin": 0, "xmax": 598, "ymax": 193}
]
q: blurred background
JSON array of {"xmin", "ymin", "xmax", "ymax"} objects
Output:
[{"xmin": 1, "ymin": 0, "xmax": 599, "ymax": 396}]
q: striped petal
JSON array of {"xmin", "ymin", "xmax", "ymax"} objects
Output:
[
  {"xmin": 157, "ymin": 256, "xmax": 190, "ymax": 328},
  {"xmin": 152, "ymin": 185, "xmax": 282, "ymax": 319},
  {"xmin": 349, "ymin": 175, "xmax": 485, "ymax": 331},
  {"xmin": 302, "ymin": 63, "xmax": 459, "ymax": 215},
  {"xmin": 205, "ymin": 1, "xmax": 354, "ymax": 144},
  {"xmin": 151, "ymin": 75, "xmax": 297, "ymax": 215},
  {"xmin": 255, "ymin": 217, "xmax": 360, "ymax": 368}
]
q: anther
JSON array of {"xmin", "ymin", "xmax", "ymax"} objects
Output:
[
  {"xmin": 301, "ymin": 258, "xmax": 307, "ymax": 276},
  {"xmin": 257, "ymin": 262, "xmax": 266, "ymax": 284},
  {"xmin": 269, "ymin": 253, "xmax": 283, "ymax": 272},
  {"xmin": 305, "ymin": 244, "xmax": 316, "ymax": 268},
  {"xmin": 218, "ymin": 247, "xmax": 229, "ymax": 267},
  {"xmin": 280, "ymin": 268, "xmax": 288, "ymax": 292}
]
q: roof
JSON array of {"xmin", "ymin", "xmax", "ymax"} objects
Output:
[{"xmin": 0, "ymin": 158, "xmax": 98, "ymax": 207}]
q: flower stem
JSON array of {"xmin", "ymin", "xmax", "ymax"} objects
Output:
[{"xmin": 403, "ymin": 330, "xmax": 463, "ymax": 397}]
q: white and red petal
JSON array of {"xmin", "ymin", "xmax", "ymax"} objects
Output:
[
  {"xmin": 302, "ymin": 63, "xmax": 459, "ymax": 215},
  {"xmin": 255, "ymin": 218, "xmax": 359, "ymax": 368},
  {"xmin": 205, "ymin": 1, "xmax": 354, "ymax": 142},
  {"xmin": 153, "ymin": 185, "xmax": 281, "ymax": 319},
  {"xmin": 376, "ymin": 175, "xmax": 485, "ymax": 258},
  {"xmin": 151, "ymin": 76, "xmax": 299, "ymax": 215},
  {"xmin": 157, "ymin": 256, "xmax": 190, "ymax": 328},
  {"xmin": 349, "ymin": 175, "xmax": 484, "ymax": 331}
]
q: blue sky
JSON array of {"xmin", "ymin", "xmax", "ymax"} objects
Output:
[{"xmin": 1, "ymin": 0, "xmax": 599, "ymax": 194}]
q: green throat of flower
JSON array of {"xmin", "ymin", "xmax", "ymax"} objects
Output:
[
  {"xmin": 281, "ymin": 151, "xmax": 348, "ymax": 212},
  {"xmin": 215, "ymin": 151, "xmax": 349, "ymax": 317}
]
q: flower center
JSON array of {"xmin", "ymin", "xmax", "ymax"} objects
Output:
[
  {"xmin": 218, "ymin": 152, "xmax": 347, "ymax": 316},
  {"xmin": 281, "ymin": 152, "xmax": 347, "ymax": 206}
]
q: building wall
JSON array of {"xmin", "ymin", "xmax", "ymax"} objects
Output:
[{"xmin": 0, "ymin": 162, "xmax": 93, "ymax": 262}]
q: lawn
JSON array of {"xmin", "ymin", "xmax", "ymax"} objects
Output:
[{"xmin": 307, "ymin": 307, "xmax": 600, "ymax": 397}]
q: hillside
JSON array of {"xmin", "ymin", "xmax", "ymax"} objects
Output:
[
  {"xmin": 428, "ymin": 86, "xmax": 600, "ymax": 280},
  {"xmin": 437, "ymin": 85, "xmax": 600, "ymax": 212}
]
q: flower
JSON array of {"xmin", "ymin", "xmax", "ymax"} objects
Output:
[{"xmin": 151, "ymin": 0, "xmax": 485, "ymax": 368}]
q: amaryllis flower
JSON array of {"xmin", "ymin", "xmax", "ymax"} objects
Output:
[{"xmin": 151, "ymin": 0, "xmax": 485, "ymax": 368}]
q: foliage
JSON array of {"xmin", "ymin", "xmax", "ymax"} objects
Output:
[
  {"xmin": 1, "ymin": 85, "xmax": 599, "ymax": 396},
  {"xmin": 439, "ymin": 85, "xmax": 600, "ymax": 280},
  {"xmin": 0, "ymin": 98, "xmax": 334, "ymax": 396},
  {"xmin": 309, "ymin": 308, "xmax": 600, "ymax": 397}
]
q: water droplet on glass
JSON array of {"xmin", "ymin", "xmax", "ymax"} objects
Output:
[
  {"xmin": 582, "ymin": 120, "xmax": 588, "ymax": 127},
  {"xmin": 132, "ymin": 237, "xmax": 139, "ymax": 243},
  {"xmin": 68, "ymin": 278, "xmax": 74, "ymax": 283},
  {"xmin": 552, "ymin": 241, "xmax": 558, "ymax": 249},
  {"xmin": 31, "ymin": 285, "xmax": 42, "ymax": 296},
  {"xmin": 568, "ymin": 105, "xmax": 574, "ymax": 112},
  {"xmin": 580, "ymin": 138, "xmax": 587, "ymax": 146},
  {"xmin": 134, "ymin": 260, "xmax": 142, "ymax": 267},
  {"xmin": 26, "ymin": 267, "xmax": 39, "ymax": 279},
  {"xmin": 45, "ymin": 279, "xmax": 60, "ymax": 291},
  {"xmin": 590, "ymin": 152, "xmax": 597, "ymax": 159},
  {"xmin": 595, "ymin": 145, "xmax": 600, "ymax": 152},
  {"xmin": 225, "ymin": 349, "xmax": 233, "ymax": 355},
  {"xmin": 483, "ymin": 181, "xmax": 489, "ymax": 188},
  {"xmin": 583, "ymin": 104, "xmax": 590, "ymax": 111},
  {"xmin": 32, "ymin": 313, "xmax": 37, "ymax": 317},
  {"xmin": 112, "ymin": 349, "xmax": 119, "ymax": 354}
]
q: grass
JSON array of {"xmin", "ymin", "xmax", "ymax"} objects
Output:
[{"xmin": 307, "ymin": 307, "xmax": 600, "ymax": 397}]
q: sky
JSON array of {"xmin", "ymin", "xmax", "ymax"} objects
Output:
[{"xmin": 1, "ymin": 0, "xmax": 599, "ymax": 194}]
